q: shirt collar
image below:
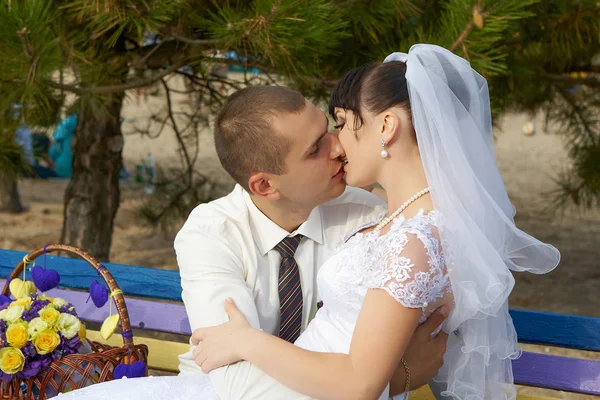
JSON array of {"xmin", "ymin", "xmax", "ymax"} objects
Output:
[{"xmin": 243, "ymin": 189, "xmax": 324, "ymax": 256}]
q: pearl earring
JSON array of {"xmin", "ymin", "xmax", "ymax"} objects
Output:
[{"xmin": 380, "ymin": 139, "xmax": 388, "ymax": 158}]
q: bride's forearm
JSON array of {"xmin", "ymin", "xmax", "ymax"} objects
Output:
[{"xmin": 241, "ymin": 329, "xmax": 375, "ymax": 400}]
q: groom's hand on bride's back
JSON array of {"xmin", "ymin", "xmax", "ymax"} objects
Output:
[{"xmin": 390, "ymin": 305, "xmax": 449, "ymax": 394}]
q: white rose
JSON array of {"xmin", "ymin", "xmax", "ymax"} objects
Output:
[
  {"xmin": 4, "ymin": 305, "xmax": 24, "ymax": 323},
  {"xmin": 27, "ymin": 317, "xmax": 49, "ymax": 339},
  {"xmin": 52, "ymin": 298, "xmax": 68, "ymax": 308},
  {"xmin": 0, "ymin": 309, "xmax": 7, "ymax": 320},
  {"xmin": 57, "ymin": 313, "xmax": 81, "ymax": 339}
]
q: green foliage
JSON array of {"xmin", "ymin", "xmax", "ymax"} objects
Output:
[
  {"xmin": 545, "ymin": 87, "xmax": 600, "ymax": 209},
  {"xmin": 488, "ymin": 0, "xmax": 600, "ymax": 208},
  {"xmin": 0, "ymin": 0, "xmax": 598, "ymax": 226},
  {"xmin": 201, "ymin": 0, "xmax": 349, "ymax": 77},
  {"xmin": 60, "ymin": 0, "xmax": 185, "ymax": 47},
  {"xmin": 0, "ymin": 1, "xmax": 64, "ymax": 122}
]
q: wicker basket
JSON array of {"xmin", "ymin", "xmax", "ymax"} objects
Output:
[{"xmin": 0, "ymin": 244, "xmax": 149, "ymax": 400}]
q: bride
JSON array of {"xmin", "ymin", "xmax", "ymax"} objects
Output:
[{"xmin": 53, "ymin": 44, "xmax": 559, "ymax": 400}]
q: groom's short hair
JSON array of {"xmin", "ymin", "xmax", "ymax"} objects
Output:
[{"xmin": 214, "ymin": 86, "xmax": 306, "ymax": 191}]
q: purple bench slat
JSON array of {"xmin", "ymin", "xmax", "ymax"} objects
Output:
[
  {"xmin": 513, "ymin": 351, "xmax": 600, "ymax": 395},
  {"xmin": 0, "ymin": 280, "xmax": 191, "ymax": 336}
]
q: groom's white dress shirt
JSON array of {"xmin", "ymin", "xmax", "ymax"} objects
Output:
[{"xmin": 176, "ymin": 184, "xmax": 385, "ymax": 400}]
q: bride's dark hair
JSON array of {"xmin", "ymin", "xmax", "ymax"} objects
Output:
[{"xmin": 328, "ymin": 61, "xmax": 411, "ymax": 131}]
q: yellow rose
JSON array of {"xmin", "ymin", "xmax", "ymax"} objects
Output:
[
  {"xmin": 0, "ymin": 347, "xmax": 25, "ymax": 375},
  {"xmin": 9, "ymin": 297, "xmax": 32, "ymax": 310},
  {"xmin": 33, "ymin": 329, "xmax": 60, "ymax": 355},
  {"xmin": 6, "ymin": 322, "xmax": 28, "ymax": 349},
  {"xmin": 39, "ymin": 306, "xmax": 60, "ymax": 327}
]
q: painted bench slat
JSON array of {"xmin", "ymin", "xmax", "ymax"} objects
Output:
[
  {"xmin": 410, "ymin": 385, "xmax": 559, "ymax": 400},
  {"xmin": 3, "ymin": 249, "xmax": 600, "ymax": 348},
  {"xmin": 85, "ymin": 330, "xmax": 188, "ymax": 372},
  {"xmin": 0, "ymin": 249, "xmax": 182, "ymax": 301},
  {"xmin": 4, "ymin": 248, "xmax": 600, "ymax": 350},
  {"xmin": 513, "ymin": 351, "xmax": 600, "ymax": 395},
  {"xmin": 510, "ymin": 309, "xmax": 600, "ymax": 351},
  {"xmin": 4, "ymin": 249, "xmax": 600, "ymax": 351},
  {"xmin": 0, "ymin": 280, "xmax": 192, "ymax": 336}
]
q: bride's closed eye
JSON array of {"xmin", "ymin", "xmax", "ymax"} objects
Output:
[{"xmin": 334, "ymin": 122, "xmax": 345, "ymax": 131}]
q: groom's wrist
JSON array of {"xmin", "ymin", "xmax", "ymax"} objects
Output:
[{"xmin": 388, "ymin": 363, "xmax": 408, "ymax": 396}]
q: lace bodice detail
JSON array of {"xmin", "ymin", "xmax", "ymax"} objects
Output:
[{"xmin": 312, "ymin": 209, "xmax": 451, "ymax": 333}]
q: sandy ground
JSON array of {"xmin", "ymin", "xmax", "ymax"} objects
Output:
[{"xmin": 1, "ymin": 87, "xmax": 599, "ymax": 398}]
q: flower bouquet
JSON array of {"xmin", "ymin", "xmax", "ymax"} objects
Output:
[
  {"xmin": 0, "ymin": 294, "xmax": 85, "ymax": 383},
  {"xmin": 0, "ymin": 244, "xmax": 148, "ymax": 400}
]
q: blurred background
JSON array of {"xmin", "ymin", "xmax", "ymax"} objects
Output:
[{"xmin": 0, "ymin": 0, "xmax": 599, "ymax": 328}]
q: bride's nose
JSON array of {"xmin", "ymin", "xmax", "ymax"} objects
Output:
[{"xmin": 329, "ymin": 133, "xmax": 345, "ymax": 159}]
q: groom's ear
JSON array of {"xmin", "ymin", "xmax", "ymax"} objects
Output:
[{"xmin": 248, "ymin": 172, "xmax": 281, "ymax": 200}]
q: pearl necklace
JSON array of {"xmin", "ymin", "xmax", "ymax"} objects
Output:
[{"xmin": 374, "ymin": 187, "xmax": 430, "ymax": 233}]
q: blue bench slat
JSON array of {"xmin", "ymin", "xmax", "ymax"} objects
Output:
[
  {"xmin": 510, "ymin": 309, "xmax": 600, "ymax": 351},
  {"xmin": 513, "ymin": 351, "xmax": 600, "ymax": 395},
  {"xmin": 0, "ymin": 249, "xmax": 182, "ymax": 302}
]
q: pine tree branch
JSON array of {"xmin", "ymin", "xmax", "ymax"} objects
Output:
[
  {"xmin": 449, "ymin": 1, "xmax": 504, "ymax": 52},
  {"xmin": 563, "ymin": 65, "xmax": 600, "ymax": 74},
  {"xmin": 138, "ymin": 77, "xmax": 205, "ymax": 226},
  {"xmin": 556, "ymin": 87, "xmax": 597, "ymax": 146},
  {"xmin": 175, "ymin": 70, "xmax": 230, "ymax": 100},
  {"xmin": 137, "ymin": 41, "xmax": 166, "ymax": 67},
  {"xmin": 168, "ymin": 32, "xmax": 219, "ymax": 46},
  {"xmin": 542, "ymin": 72, "xmax": 600, "ymax": 88},
  {"xmin": 160, "ymin": 78, "xmax": 194, "ymax": 185},
  {"xmin": 46, "ymin": 60, "xmax": 185, "ymax": 95}
]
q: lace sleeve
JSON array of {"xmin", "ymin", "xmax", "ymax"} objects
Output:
[{"xmin": 371, "ymin": 227, "xmax": 449, "ymax": 310}]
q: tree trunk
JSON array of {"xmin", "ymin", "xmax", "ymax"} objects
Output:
[
  {"xmin": 60, "ymin": 94, "xmax": 124, "ymax": 261},
  {"xmin": 0, "ymin": 172, "xmax": 26, "ymax": 213}
]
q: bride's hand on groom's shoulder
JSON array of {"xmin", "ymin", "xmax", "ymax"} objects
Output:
[{"xmin": 191, "ymin": 298, "xmax": 253, "ymax": 373}]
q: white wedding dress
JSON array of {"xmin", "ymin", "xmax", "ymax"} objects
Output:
[{"xmin": 53, "ymin": 210, "xmax": 450, "ymax": 400}]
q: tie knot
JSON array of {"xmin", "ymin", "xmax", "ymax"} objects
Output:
[{"xmin": 274, "ymin": 235, "xmax": 304, "ymax": 259}]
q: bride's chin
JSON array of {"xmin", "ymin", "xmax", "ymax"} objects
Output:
[{"xmin": 344, "ymin": 174, "xmax": 357, "ymax": 187}]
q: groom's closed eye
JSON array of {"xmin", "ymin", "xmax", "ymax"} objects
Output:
[
  {"xmin": 304, "ymin": 131, "xmax": 326, "ymax": 158},
  {"xmin": 309, "ymin": 144, "xmax": 320, "ymax": 156},
  {"xmin": 305, "ymin": 115, "xmax": 329, "ymax": 158}
]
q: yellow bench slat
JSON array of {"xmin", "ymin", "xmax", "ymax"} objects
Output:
[
  {"xmin": 410, "ymin": 385, "xmax": 559, "ymax": 400},
  {"xmin": 86, "ymin": 330, "xmax": 188, "ymax": 372}
]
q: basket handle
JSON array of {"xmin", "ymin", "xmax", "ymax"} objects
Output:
[{"xmin": 1, "ymin": 244, "xmax": 136, "ymax": 351}]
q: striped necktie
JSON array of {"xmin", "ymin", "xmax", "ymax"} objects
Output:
[{"xmin": 274, "ymin": 235, "xmax": 304, "ymax": 343}]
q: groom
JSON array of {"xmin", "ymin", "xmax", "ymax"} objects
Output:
[{"xmin": 175, "ymin": 85, "xmax": 449, "ymax": 399}]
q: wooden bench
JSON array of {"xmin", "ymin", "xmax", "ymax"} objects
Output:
[{"xmin": 0, "ymin": 248, "xmax": 598, "ymax": 399}]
